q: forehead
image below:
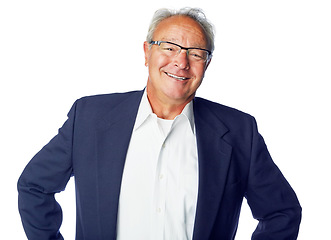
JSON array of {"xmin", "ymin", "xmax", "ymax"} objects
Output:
[{"xmin": 153, "ymin": 16, "xmax": 207, "ymax": 47}]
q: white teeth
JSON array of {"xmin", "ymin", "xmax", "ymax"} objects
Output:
[{"xmin": 166, "ymin": 72, "xmax": 187, "ymax": 80}]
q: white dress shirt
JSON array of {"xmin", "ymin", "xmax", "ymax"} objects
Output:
[{"xmin": 117, "ymin": 90, "xmax": 199, "ymax": 240}]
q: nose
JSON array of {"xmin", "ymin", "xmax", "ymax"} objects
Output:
[{"xmin": 174, "ymin": 50, "xmax": 190, "ymax": 70}]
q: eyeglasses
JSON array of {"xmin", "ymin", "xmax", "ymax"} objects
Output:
[{"xmin": 150, "ymin": 41, "xmax": 212, "ymax": 62}]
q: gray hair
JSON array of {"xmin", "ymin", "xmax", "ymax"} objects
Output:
[{"xmin": 146, "ymin": 7, "xmax": 215, "ymax": 53}]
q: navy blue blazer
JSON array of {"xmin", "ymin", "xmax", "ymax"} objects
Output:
[{"xmin": 18, "ymin": 90, "xmax": 301, "ymax": 240}]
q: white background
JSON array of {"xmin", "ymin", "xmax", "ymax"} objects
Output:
[{"xmin": 1, "ymin": 0, "xmax": 330, "ymax": 239}]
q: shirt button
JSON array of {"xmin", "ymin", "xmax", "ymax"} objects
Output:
[
  {"xmin": 157, "ymin": 207, "xmax": 162, "ymax": 213},
  {"xmin": 159, "ymin": 174, "xmax": 164, "ymax": 180},
  {"xmin": 162, "ymin": 143, "xmax": 166, "ymax": 148}
]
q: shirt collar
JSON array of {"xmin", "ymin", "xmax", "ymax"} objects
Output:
[
  {"xmin": 133, "ymin": 89, "xmax": 154, "ymax": 131},
  {"xmin": 179, "ymin": 100, "xmax": 195, "ymax": 134},
  {"xmin": 134, "ymin": 89, "xmax": 195, "ymax": 134}
]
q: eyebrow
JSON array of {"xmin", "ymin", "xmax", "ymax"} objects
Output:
[{"xmin": 160, "ymin": 38, "xmax": 207, "ymax": 50}]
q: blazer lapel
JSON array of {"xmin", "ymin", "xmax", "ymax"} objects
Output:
[
  {"xmin": 192, "ymin": 98, "xmax": 233, "ymax": 240},
  {"xmin": 94, "ymin": 91, "xmax": 143, "ymax": 239}
]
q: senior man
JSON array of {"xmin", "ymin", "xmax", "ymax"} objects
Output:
[{"xmin": 18, "ymin": 7, "xmax": 301, "ymax": 240}]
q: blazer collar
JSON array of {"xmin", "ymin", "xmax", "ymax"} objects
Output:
[{"xmin": 96, "ymin": 90, "xmax": 144, "ymax": 132}]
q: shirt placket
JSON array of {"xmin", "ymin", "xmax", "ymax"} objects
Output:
[{"xmin": 151, "ymin": 116, "xmax": 170, "ymax": 240}]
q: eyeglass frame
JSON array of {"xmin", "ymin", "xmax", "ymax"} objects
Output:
[{"xmin": 149, "ymin": 40, "xmax": 212, "ymax": 62}]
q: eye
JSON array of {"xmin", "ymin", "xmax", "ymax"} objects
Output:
[
  {"xmin": 160, "ymin": 44, "xmax": 176, "ymax": 52},
  {"xmin": 162, "ymin": 47, "xmax": 175, "ymax": 52},
  {"xmin": 189, "ymin": 50, "xmax": 204, "ymax": 60},
  {"xmin": 191, "ymin": 53, "xmax": 203, "ymax": 58},
  {"xmin": 159, "ymin": 42, "xmax": 180, "ymax": 54}
]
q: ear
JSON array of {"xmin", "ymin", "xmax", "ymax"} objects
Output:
[{"xmin": 143, "ymin": 41, "xmax": 150, "ymax": 67}]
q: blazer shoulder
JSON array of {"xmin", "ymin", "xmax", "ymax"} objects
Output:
[
  {"xmin": 68, "ymin": 90, "xmax": 143, "ymax": 123},
  {"xmin": 77, "ymin": 90, "xmax": 143, "ymax": 108},
  {"xmin": 71, "ymin": 90, "xmax": 141, "ymax": 113},
  {"xmin": 194, "ymin": 97, "xmax": 255, "ymax": 124}
]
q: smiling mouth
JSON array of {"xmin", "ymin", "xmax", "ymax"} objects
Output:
[{"xmin": 165, "ymin": 72, "xmax": 189, "ymax": 81}]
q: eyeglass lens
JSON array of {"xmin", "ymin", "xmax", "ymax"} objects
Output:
[{"xmin": 158, "ymin": 42, "xmax": 209, "ymax": 62}]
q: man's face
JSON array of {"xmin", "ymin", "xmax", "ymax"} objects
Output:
[{"xmin": 144, "ymin": 16, "xmax": 211, "ymax": 106}]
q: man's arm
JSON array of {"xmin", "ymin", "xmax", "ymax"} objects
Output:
[
  {"xmin": 17, "ymin": 102, "xmax": 77, "ymax": 240},
  {"xmin": 246, "ymin": 118, "xmax": 302, "ymax": 240}
]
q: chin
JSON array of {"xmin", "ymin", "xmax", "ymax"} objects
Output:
[{"xmin": 164, "ymin": 90, "xmax": 194, "ymax": 104}]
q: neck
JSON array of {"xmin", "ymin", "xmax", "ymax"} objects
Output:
[{"xmin": 146, "ymin": 90, "xmax": 193, "ymax": 120}]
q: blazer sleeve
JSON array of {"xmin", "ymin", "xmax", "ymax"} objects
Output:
[
  {"xmin": 245, "ymin": 118, "xmax": 302, "ymax": 240},
  {"xmin": 17, "ymin": 101, "xmax": 77, "ymax": 240}
]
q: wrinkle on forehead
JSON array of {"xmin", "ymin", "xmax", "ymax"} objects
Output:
[{"xmin": 154, "ymin": 16, "xmax": 208, "ymax": 49}]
